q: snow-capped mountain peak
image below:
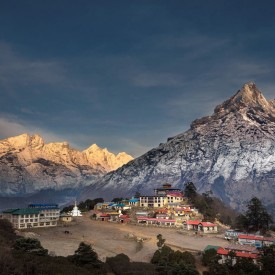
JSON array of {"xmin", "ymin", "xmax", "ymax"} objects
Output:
[
  {"xmin": 0, "ymin": 134, "xmax": 133, "ymax": 195},
  {"xmin": 80, "ymin": 83, "xmax": 275, "ymax": 215}
]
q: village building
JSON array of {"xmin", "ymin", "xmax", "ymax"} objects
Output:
[
  {"xmin": 137, "ymin": 216, "xmax": 176, "ymax": 227},
  {"xmin": 140, "ymin": 184, "xmax": 184, "ymax": 208},
  {"xmin": 217, "ymin": 244, "xmax": 260, "ymax": 265},
  {"xmin": 60, "ymin": 213, "xmax": 73, "ymax": 223},
  {"xmin": 135, "ymin": 211, "xmax": 150, "ymax": 217},
  {"xmin": 166, "ymin": 191, "xmax": 184, "ymax": 204},
  {"xmin": 94, "ymin": 202, "xmax": 113, "ymax": 210},
  {"xmin": 224, "ymin": 229, "xmax": 245, "ymax": 240},
  {"xmin": 238, "ymin": 234, "xmax": 275, "ymax": 248},
  {"xmin": 183, "ymin": 220, "xmax": 218, "ymax": 233},
  {"xmin": 156, "ymin": 213, "xmax": 170, "ymax": 219},
  {"xmin": 154, "ymin": 183, "xmax": 182, "ymax": 196},
  {"xmin": 108, "ymin": 212, "xmax": 120, "ymax": 222},
  {"xmin": 128, "ymin": 198, "xmax": 139, "ymax": 207},
  {"xmin": 139, "ymin": 195, "xmax": 168, "ymax": 208},
  {"xmin": 94, "ymin": 203, "xmax": 104, "ymax": 210},
  {"xmin": 99, "ymin": 213, "xmax": 110, "ymax": 221},
  {"xmin": 119, "ymin": 215, "xmax": 130, "ymax": 223},
  {"xmin": 1, "ymin": 203, "xmax": 60, "ymax": 229}
]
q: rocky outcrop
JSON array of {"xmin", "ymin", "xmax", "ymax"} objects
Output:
[
  {"xmin": 80, "ymin": 83, "xmax": 275, "ymax": 213},
  {"xmin": 0, "ymin": 134, "xmax": 133, "ymax": 195}
]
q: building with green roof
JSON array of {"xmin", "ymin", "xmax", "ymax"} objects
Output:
[{"xmin": 1, "ymin": 205, "xmax": 60, "ymax": 229}]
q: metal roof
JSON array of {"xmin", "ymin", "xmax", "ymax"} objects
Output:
[{"xmin": 3, "ymin": 208, "xmax": 40, "ymax": 215}]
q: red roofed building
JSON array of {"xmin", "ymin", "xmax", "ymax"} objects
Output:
[
  {"xmin": 183, "ymin": 220, "xmax": 218, "ymax": 233},
  {"xmin": 137, "ymin": 217, "xmax": 176, "ymax": 227},
  {"xmin": 217, "ymin": 247, "xmax": 259, "ymax": 265},
  {"xmin": 238, "ymin": 234, "xmax": 275, "ymax": 248},
  {"xmin": 119, "ymin": 215, "xmax": 130, "ymax": 223},
  {"xmin": 99, "ymin": 213, "xmax": 110, "ymax": 221}
]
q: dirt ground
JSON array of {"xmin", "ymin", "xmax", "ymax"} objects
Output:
[{"xmin": 22, "ymin": 214, "xmax": 229, "ymax": 263}]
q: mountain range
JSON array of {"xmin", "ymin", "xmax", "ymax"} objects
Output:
[
  {"xmin": 80, "ymin": 83, "xmax": 275, "ymax": 214},
  {"xmin": 0, "ymin": 134, "xmax": 133, "ymax": 196}
]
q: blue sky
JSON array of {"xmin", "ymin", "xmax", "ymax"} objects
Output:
[{"xmin": 1, "ymin": 0, "xmax": 275, "ymax": 157}]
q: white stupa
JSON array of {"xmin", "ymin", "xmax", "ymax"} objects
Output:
[{"xmin": 70, "ymin": 200, "xmax": 82, "ymax": 217}]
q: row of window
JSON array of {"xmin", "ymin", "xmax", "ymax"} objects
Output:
[{"xmin": 18, "ymin": 221, "xmax": 57, "ymax": 228}]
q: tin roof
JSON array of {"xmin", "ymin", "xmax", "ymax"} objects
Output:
[
  {"xmin": 238, "ymin": 234, "xmax": 275, "ymax": 242},
  {"xmin": 3, "ymin": 208, "xmax": 40, "ymax": 215},
  {"xmin": 217, "ymin": 248, "xmax": 258, "ymax": 259}
]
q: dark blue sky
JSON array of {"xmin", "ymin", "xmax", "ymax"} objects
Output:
[{"xmin": 1, "ymin": 0, "xmax": 275, "ymax": 156}]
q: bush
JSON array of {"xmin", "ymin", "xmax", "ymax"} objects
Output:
[
  {"xmin": 202, "ymin": 248, "xmax": 217, "ymax": 266},
  {"xmin": 13, "ymin": 237, "xmax": 48, "ymax": 256}
]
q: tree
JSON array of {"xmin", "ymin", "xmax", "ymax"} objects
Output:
[
  {"xmin": 156, "ymin": 234, "xmax": 166, "ymax": 250},
  {"xmin": 245, "ymin": 197, "xmax": 273, "ymax": 232},
  {"xmin": 234, "ymin": 214, "xmax": 249, "ymax": 231},
  {"xmin": 260, "ymin": 245, "xmax": 275, "ymax": 275},
  {"xmin": 202, "ymin": 248, "xmax": 217, "ymax": 266},
  {"xmin": 13, "ymin": 238, "xmax": 48, "ymax": 256},
  {"xmin": 184, "ymin": 182, "xmax": 197, "ymax": 201},
  {"xmin": 68, "ymin": 242, "xmax": 101, "ymax": 268}
]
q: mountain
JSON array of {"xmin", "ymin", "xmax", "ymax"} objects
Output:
[
  {"xmin": 0, "ymin": 134, "xmax": 133, "ymax": 196},
  {"xmin": 80, "ymin": 83, "xmax": 275, "ymax": 213}
]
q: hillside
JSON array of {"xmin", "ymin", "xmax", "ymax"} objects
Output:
[{"xmin": 80, "ymin": 83, "xmax": 275, "ymax": 213}]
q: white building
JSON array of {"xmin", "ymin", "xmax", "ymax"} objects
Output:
[
  {"xmin": 1, "ymin": 204, "xmax": 60, "ymax": 229},
  {"xmin": 70, "ymin": 201, "xmax": 82, "ymax": 217}
]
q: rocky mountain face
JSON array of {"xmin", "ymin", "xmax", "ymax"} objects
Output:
[
  {"xmin": 80, "ymin": 83, "xmax": 275, "ymax": 213},
  {"xmin": 0, "ymin": 134, "xmax": 133, "ymax": 195}
]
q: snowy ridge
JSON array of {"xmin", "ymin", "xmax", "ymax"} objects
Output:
[
  {"xmin": 0, "ymin": 134, "xmax": 133, "ymax": 195},
  {"xmin": 80, "ymin": 83, "xmax": 275, "ymax": 213}
]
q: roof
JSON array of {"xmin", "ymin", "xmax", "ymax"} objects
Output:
[
  {"xmin": 2, "ymin": 208, "xmax": 19, "ymax": 214},
  {"xmin": 100, "ymin": 213, "xmax": 110, "ymax": 217},
  {"xmin": 129, "ymin": 199, "xmax": 139, "ymax": 203},
  {"xmin": 60, "ymin": 213, "xmax": 72, "ymax": 217},
  {"xmin": 185, "ymin": 220, "xmax": 216, "ymax": 227},
  {"xmin": 166, "ymin": 191, "xmax": 183, "ymax": 197},
  {"xmin": 3, "ymin": 208, "xmax": 40, "ymax": 215},
  {"xmin": 201, "ymin": 222, "xmax": 217, "ymax": 227},
  {"xmin": 238, "ymin": 234, "xmax": 275, "ymax": 242},
  {"xmin": 217, "ymin": 248, "xmax": 258, "ymax": 259},
  {"xmin": 225, "ymin": 244, "xmax": 259, "ymax": 253},
  {"xmin": 137, "ymin": 217, "xmax": 176, "ymax": 223},
  {"xmin": 185, "ymin": 220, "xmax": 200, "ymax": 225},
  {"xmin": 115, "ymin": 203, "xmax": 125, "ymax": 207},
  {"xmin": 238, "ymin": 234, "xmax": 264, "ymax": 241},
  {"xmin": 156, "ymin": 213, "xmax": 169, "ymax": 216},
  {"xmin": 28, "ymin": 203, "xmax": 58, "ymax": 209},
  {"xmin": 204, "ymin": 245, "xmax": 220, "ymax": 252}
]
